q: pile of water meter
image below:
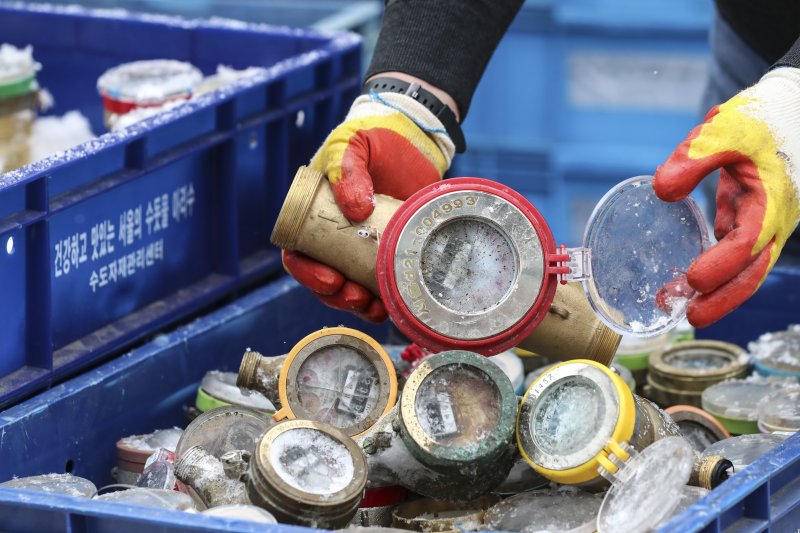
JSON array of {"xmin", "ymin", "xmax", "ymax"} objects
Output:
[{"xmin": 3, "ymin": 322, "xmax": 796, "ymax": 533}]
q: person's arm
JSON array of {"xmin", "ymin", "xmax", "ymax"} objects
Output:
[
  {"xmin": 367, "ymin": 0, "xmax": 524, "ymax": 121},
  {"xmin": 772, "ymin": 35, "xmax": 800, "ymax": 70},
  {"xmin": 283, "ymin": 0, "xmax": 523, "ymax": 322}
]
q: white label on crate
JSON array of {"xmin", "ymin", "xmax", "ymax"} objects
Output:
[
  {"xmin": 568, "ymin": 52, "xmax": 708, "ymax": 111},
  {"xmin": 53, "ymin": 183, "xmax": 196, "ymax": 293}
]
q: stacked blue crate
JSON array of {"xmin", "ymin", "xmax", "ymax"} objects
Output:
[{"xmin": 0, "ymin": 2, "xmax": 363, "ymax": 408}]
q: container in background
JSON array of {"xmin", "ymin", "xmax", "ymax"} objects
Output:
[{"xmin": 646, "ymin": 340, "xmax": 748, "ymax": 408}]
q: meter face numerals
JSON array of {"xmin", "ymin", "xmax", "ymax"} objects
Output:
[
  {"xmin": 269, "ymin": 428, "xmax": 354, "ymax": 495},
  {"xmin": 414, "ymin": 365, "xmax": 501, "ymax": 447},
  {"xmin": 295, "ymin": 345, "xmax": 380, "ymax": 428}
]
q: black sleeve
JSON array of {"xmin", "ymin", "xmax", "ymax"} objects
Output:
[
  {"xmin": 365, "ymin": 0, "xmax": 524, "ymax": 120},
  {"xmin": 773, "ymin": 36, "xmax": 800, "ymax": 70}
]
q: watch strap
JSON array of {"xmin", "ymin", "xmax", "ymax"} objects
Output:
[{"xmin": 363, "ymin": 76, "xmax": 466, "ymax": 153}]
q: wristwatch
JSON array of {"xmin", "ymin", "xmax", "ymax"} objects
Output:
[{"xmin": 363, "ymin": 76, "xmax": 466, "ymax": 153}]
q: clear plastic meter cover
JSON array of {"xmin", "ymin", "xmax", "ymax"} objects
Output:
[
  {"xmin": 414, "ymin": 364, "xmax": 502, "ymax": 448},
  {"xmin": 295, "ymin": 344, "xmax": 381, "ymax": 428},
  {"xmin": 583, "ymin": 176, "xmax": 708, "ymax": 336},
  {"xmin": 597, "ymin": 437, "xmax": 694, "ymax": 533}
]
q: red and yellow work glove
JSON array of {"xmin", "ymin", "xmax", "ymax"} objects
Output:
[
  {"xmin": 283, "ymin": 90, "xmax": 456, "ymax": 322},
  {"xmin": 654, "ymin": 67, "xmax": 800, "ymax": 327}
]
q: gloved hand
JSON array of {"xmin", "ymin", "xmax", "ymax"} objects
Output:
[
  {"xmin": 283, "ymin": 88, "xmax": 456, "ymax": 322},
  {"xmin": 654, "ymin": 67, "xmax": 800, "ymax": 327}
]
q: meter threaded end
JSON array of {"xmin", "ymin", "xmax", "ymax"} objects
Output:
[
  {"xmin": 588, "ymin": 326, "xmax": 622, "ymax": 367},
  {"xmin": 174, "ymin": 445, "xmax": 210, "ymax": 481},
  {"xmin": 237, "ymin": 350, "xmax": 264, "ymax": 390},
  {"xmin": 270, "ymin": 166, "xmax": 324, "ymax": 250},
  {"xmin": 691, "ymin": 454, "xmax": 732, "ymax": 489}
]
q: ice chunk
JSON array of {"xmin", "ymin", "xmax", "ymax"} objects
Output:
[
  {"xmin": 269, "ymin": 427, "xmax": 354, "ymax": 495},
  {"xmin": 597, "ymin": 437, "xmax": 694, "ymax": 533},
  {"xmin": 0, "ymin": 473, "xmax": 96, "ymax": 498},
  {"xmin": 484, "ymin": 488, "xmax": 603, "ymax": 533},
  {"xmin": 94, "ymin": 487, "xmax": 195, "ymax": 511},
  {"xmin": 701, "ymin": 433, "xmax": 790, "ymax": 474},
  {"xmin": 28, "ymin": 111, "xmax": 95, "ymax": 162},
  {"xmin": 758, "ymin": 388, "xmax": 800, "ymax": 432},
  {"xmin": 748, "ymin": 324, "xmax": 800, "ymax": 373}
]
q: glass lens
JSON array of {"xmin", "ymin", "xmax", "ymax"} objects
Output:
[
  {"xmin": 420, "ymin": 218, "xmax": 517, "ymax": 314},
  {"xmin": 530, "ymin": 376, "xmax": 606, "ymax": 456},
  {"xmin": 295, "ymin": 345, "xmax": 380, "ymax": 428},
  {"xmin": 269, "ymin": 428, "xmax": 354, "ymax": 495},
  {"xmin": 414, "ymin": 364, "xmax": 501, "ymax": 447},
  {"xmin": 664, "ymin": 350, "xmax": 729, "ymax": 369}
]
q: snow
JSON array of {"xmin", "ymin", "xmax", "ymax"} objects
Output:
[{"xmin": 269, "ymin": 428, "xmax": 354, "ymax": 495}]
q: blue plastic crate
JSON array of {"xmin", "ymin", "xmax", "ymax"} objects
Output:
[
  {"xmin": 0, "ymin": 2, "xmax": 363, "ymax": 408},
  {"xmin": 697, "ymin": 264, "xmax": 800, "ymax": 350},
  {"xmin": 20, "ymin": 0, "xmax": 383, "ymax": 69},
  {"xmin": 0, "ymin": 275, "xmax": 798, "ymax": 532}
]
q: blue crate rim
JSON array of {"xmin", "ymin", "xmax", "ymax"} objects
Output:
[
  {"xmin": 0, "ymin": 486, "xmax": 298, "ymax": 532},
  {"xmin": 0, "ymin": 277, "xmax": 300, "ymax": 423},
  {"xmin": 661, "ymin": 432, "xmax": 800, "ymax": 532},
  {"xmin": 0, "ymin": 0, "xmax": 361, "ymax": 192}
]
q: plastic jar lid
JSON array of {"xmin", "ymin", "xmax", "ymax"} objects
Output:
[
  {"xmin": 702, "ymin": 378, "xmax": 796, "ymax": 434},
  {"xmin": 398, "ymin": 350, "xmax": 518, "ymax": 471},
  {"xmin": 483, "ymin": 489, "xmax": 603, "ymax": 533},
  {"xmin": 581, "ymin": 177, "xmax": 708, "ymax": 337},
  {"xmin": 97, "ymin": 59, "xmax": 202, "ymax": 114},
  {"xmin": 613, "ymin": 332, "xmax": 672, "ymax": 371},
  {"xmin": 0, "ymin": 44, "xmax": 39, "ymax": 101},
  {"xmin": 0, "ymin": 473, "xmax": 96, "ymax": 498},
  {"xmin": 757, "ymin": 388, "xmax": 800, "ymax": 433},
  {"xmin": 273, "ymin": 327, "xmax": 398, "ymax": 439},
  {"xmin": 597, "ymin": 437, "xmax": 695, "ymax": 533},
  {"xmin": 197, "ymin": 370, "xmax": 275, "ymax": 413},
  {"xmin": 516, "ymin": 360, "xmax": 636, "ymax": 485}
]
